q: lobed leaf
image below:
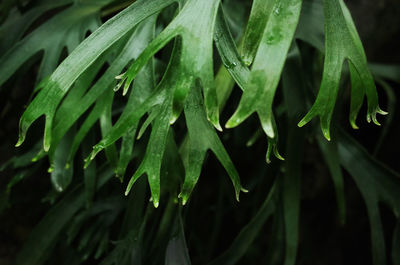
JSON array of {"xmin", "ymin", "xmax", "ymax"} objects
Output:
[
  {"xmin": 225, "ymin": 0, "xmax": 302, "ymax": 141},
  {"xmin": 298, "ymin": 0, "xmax": 386, "ymax": 140},
  {"xmin": 179, "ymin": 85, "xmax": 245, "ymax": 205},
  {"xmin": 214, "ymin": 6, "xmax": 284, "ymax": 163},
  {"xmin": 116, "ymin": 0, "xmax": 222, "ymax": 130},
  {"xmin": 92, "ymin": 40, "xmax": 179, "ymax": 207}
]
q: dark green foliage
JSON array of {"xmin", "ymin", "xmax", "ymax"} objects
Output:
[{"xmin": 0, "ymin": 0, "xmax": 399, "ymax": 264}]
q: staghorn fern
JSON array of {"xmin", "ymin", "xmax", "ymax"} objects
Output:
[{"xmin": 0, "ymin": 0, "xmax": 399, "ymax": 264}]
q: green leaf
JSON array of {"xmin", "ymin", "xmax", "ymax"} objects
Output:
[
  {"xmin": 116, "ymin": 0, "xmax": 222, "ymax": 130},
  {"xmin": 214, "ymin": 6, "xmax": 284, "ymax": 163},
  {"xmin": 226, "ymin": 0, "xmax": 302, "ymax": 140},
  {"xmin": 119, "ymin": 42, "xmax": 180, "ymax": 207},
  {"xmin": 60, "ymin": 18, "xmax": 156, "ymax": 166},
  {"xmin": 93, "ymin": 38, "xmax": 181, "ymax": 207},
  {"xmin": 50, "ymin": 49, "xmax": 111, "ymax": 156},
  {"xmin": 178, "ymin": 85, "xmax": 245, "ymax": 205},
  {"xmin": 240, "ymin": 0, "xmax": 275, "ymax": 66},
  {"xmin": 14, "ymin": 0, "xmax": 176, "ymax": 151},
  {"xmin": 115, "ymin": 19, "xmax": 157, "ymax": 176},
  {"xmin": 124, "ymin": 99, "xmax": 173, "ymax": 208},
  {"xmin": 298, "ymin": 0, "xmax": 386, "ymax": 139}
]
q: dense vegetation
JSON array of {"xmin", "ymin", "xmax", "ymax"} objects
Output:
[{"xmin": 0, "ymin": 0, "xmax": 399, "ymax": 264}]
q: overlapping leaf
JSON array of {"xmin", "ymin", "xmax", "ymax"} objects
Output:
[
  {"xmin": 225, "ymin": 0, "xmax": 302, "ymax": 141},
  {"xmin": 115, "ymin": 0, "xmax": 221, "ymax": 130},
  {"xmin": 13, "ymin": 0, "xmax": 176, "ymax": 152},
  {"xmin": 213, "ymin": 7, "xmax": 283, "ymax": 162},
  {"xmin": 88, "ymin": 42, "xmax": 178, "ymax": 207},
  {"xmin": 1, "ymin": 0, "xmax": 396, "ymax": 264}
]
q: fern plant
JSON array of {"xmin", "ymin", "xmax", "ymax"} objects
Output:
[{"xmin": 0, "ymin": 0, "xmax": 399, "ymax": 264}]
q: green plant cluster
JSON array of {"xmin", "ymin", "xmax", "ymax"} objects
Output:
[{"xmin": 0, "ymin": 0, "xmax": 399, "ymax": 264}]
